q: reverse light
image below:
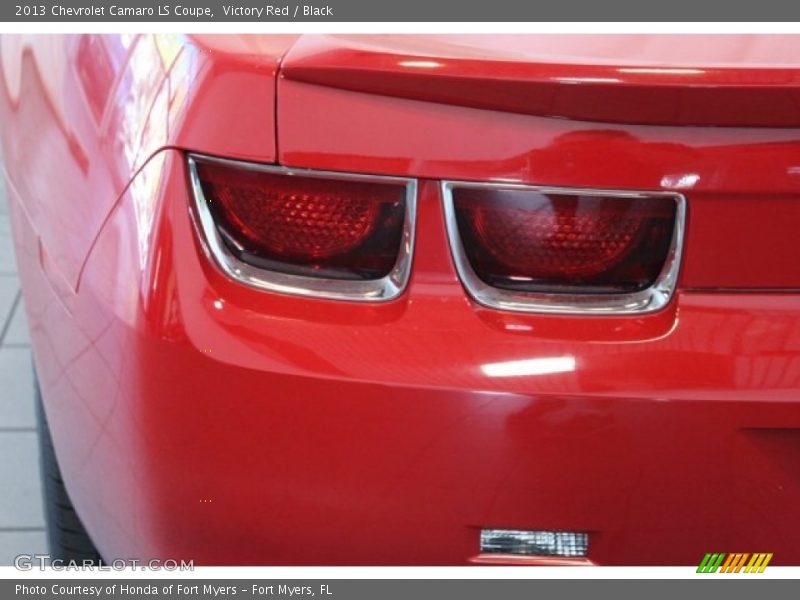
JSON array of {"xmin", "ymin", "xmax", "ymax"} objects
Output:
[
  {"xmin": 188, "ymin": 155, "xmax": 416, "ymax": 301},
  {"xmin": 443, "ymin": 181, "xmax": 684, "ymax": 314},
  {"xmin": 480, "ymin": 529, "xmax": 589, "ymax": 558}
]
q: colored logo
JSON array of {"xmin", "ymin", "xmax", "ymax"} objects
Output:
[{"xmin": 697, "ymin": 553, "xmax": 773, "ymax": 573}]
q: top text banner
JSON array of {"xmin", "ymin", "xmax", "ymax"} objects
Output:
[{"xmin": 4, "ymin": 0, "xmax": 800, "ymax": 22}]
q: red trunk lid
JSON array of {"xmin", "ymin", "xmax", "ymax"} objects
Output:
[{"xmin": 282, "ymin": 34, "xmax": 800, "ymax": 127}]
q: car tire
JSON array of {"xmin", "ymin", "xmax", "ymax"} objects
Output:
[{"xmin": 35, "ymin": 371, "xmax": 103, "ymax": 564}]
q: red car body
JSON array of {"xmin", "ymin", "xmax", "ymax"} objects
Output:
[{"xmin": 1, "ymin": 34, "xmax": 800, "ymax": 565}]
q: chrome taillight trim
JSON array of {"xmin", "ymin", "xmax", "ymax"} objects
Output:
[
  {"xmin": 441, "ymin": 180, "xmax": 686, "ymax": 315},
  {"xmin": 188, "ymin": 154, "xmax": 417, "ymax": 302}
]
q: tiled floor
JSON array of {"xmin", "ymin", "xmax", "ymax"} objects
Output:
[{"xmin": 0, "ymin": 176, "xmax": 48, "ymax": 564}]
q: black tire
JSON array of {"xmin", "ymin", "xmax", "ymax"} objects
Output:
[{"xmin": 35, "ymin": 372, "xmax": 102, "ymax": 564}]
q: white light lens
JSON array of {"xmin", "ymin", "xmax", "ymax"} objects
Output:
[{"xmin": 480, "ymin": 529, "xmax": 589, "ymax": 557}]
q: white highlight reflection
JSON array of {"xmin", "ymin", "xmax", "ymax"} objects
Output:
[
  {"xmin": 618, "ymin": 67, "xmax": 705, "ymax": 75},
  {"xmin": 660, "ymin": 173, "xmax": 700, "ymax": 189},
  {"xmin": 554, "ymin": 76, "xmax": 620, "ymax": 84},
  {"xmin": 399, "ymin": 60, "xmax": 442, "ymax": 69},
  {"xmin": 481, "ymin": 356, "xmax": 576, "ymax": 378}
]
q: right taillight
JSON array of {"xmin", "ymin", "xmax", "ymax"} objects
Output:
[{"xmin": 443, "ymin": 182, "xmax": 684, "ymax": 314}]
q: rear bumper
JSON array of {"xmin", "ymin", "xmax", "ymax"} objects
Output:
[
  {"xmin": 121, "ymin": 344, "xmax": 800, "ymax": 566},
  {"xmin": 14, "ymin": 149, "xmax": 800, "ymax": 565}
]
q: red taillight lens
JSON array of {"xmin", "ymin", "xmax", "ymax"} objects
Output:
[
  {"xmin": 194, "ymin": 158, "xmax": 407, "ymax": 281},
  {"xmin": 452, "ymin": 188, "xmax": 677, "ymax": 294}
]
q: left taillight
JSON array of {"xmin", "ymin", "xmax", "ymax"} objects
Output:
[{"xmin": 188, "ymin": 155, "xmax": 416, "ymax": 301}]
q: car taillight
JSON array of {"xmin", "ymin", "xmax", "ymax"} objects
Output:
[
  {"xmin": 443, "ymin": 182, "xmax": 684, "ymax": 314},
  {"xmin": 188, "ymin": 155, "xmax": 416, "ymax": 301}
]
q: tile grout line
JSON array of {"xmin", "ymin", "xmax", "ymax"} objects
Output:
[
  {"xmin": 0, "ymin": 527, "xmax": 46, "ymax": 532},
  {"xmin": 0, "ymin": 427, "xmax": 37, "ymax": 432},
  {"xmin": 0, "ymin": 288, "xmax": 20, "ymax": 346}
]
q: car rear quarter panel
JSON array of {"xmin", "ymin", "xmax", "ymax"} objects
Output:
[{"xmin": 0, "ymin": 34, "xmax": 289, "ymax": 290}]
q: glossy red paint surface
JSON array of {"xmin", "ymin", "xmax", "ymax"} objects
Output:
[
  {"xmin": 283, "ymin": 35, "xmax": 800, "ymax": 127},
  {"xmin": 2, "ymin": 35, "xmax": 800, "ymax": 565},
  {"xmin": 0, "ymin": 34, "xmax": 293, "ymax": 289}
]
